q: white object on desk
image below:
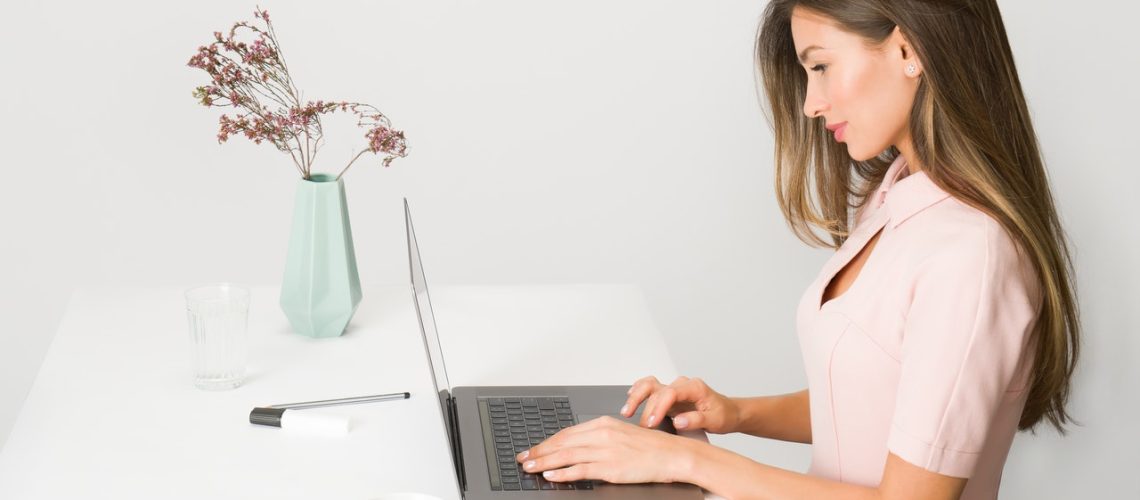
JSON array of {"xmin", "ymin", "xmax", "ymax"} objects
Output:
[
  {"xmin": 281, "ymin": 410, "xmax": 350, "ymax": 436},
  {"xmin": 0, "ymin": 284, "xmax": 720, "ymax": 499}
]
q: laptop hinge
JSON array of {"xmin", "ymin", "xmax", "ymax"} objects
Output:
[{"xmin": 448, "ymin": 395, "xmax": 467, "ymax": 492}]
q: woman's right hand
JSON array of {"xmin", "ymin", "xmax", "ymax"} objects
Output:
[{"xmin": 620, "ymin": 375, "xmax": 740, "ymax": 434}]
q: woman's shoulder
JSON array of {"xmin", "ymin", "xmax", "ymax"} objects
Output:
[
  {"xmin": 902, "ymin": 195, "xmax": 1024, "ymax": 265},
  {"xmin": 898, "ymin": 196, "xmax": 1041, "ymax": 308}
]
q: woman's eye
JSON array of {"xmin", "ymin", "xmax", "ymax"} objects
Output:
[{"xmin": 810, "ymin": 64, "xmax": 827, "ymax": 73}]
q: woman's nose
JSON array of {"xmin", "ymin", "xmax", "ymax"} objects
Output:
[{"xmin": 803, "ymin": 89, "xmax": 829, "ymax": 119}]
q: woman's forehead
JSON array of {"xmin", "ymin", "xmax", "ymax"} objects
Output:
[
  {"xmin": 791, "ymin": 8, "xmax": 878, "ymax": 59},
  {"xmin": 791, "ymin": 9, "xmax": 845, "ymax": 49}
]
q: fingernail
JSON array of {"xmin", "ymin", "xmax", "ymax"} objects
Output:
[
  {"xmin": 524, "ymin": 460, "xmax": 536, "ymax": 470},
  {"xmin": 543, "ymin": 470, "xmax": 557, "ymax": 479},
  {"xmin": 648, "ymin": 415, "xmax": 656, "ymax": 426},
  {"xmin": 518, "ymin": 451, "xmax": 529, "ymax": 460},
  {"xmin": 620, "ymin": 404, "xmax": 629, "ymax": 415},
  {"xmin": 675, "ymin": 416, "xmax": 688, "ymax": 428}
]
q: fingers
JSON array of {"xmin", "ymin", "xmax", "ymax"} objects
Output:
[
  {"xmin": 540, "ymin": 464, "xmax": 593, "ymax": 483},
  {"xmin": 643, "ymin": 376, "xmax": 709, "ymax": 428},
  {"xmin": 520, "ymin": 446, "xmax": 605, "ymax": 475},
  {"xmin": 517, "ymin": 418, "xmax": 620, "ymax": 482},
  {"xmin": 641, "ymin": 384, "xmax": 678, "ymax": 428},
  {"xmin": 518, "ymin": 416, "xmax": 612, "ymax": 462},
  {"xmin": 638, "ymin": 376, "xmax": 684, "ymax": 426},
  {"xmin": 621, "ymin": 375, "xmax": 661, "ymax": 418},
  {"xmin": 671, "ymin": 410, "xmax": 703, "ymax": 430}
]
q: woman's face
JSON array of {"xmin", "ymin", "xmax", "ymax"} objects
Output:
[{"xmin": 790, "ymin": 7, "xmax": 922, "ymax": 161}]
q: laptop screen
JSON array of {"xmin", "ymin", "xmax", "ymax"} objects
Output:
[
  {"xmin": 404, "ymin": 198, "xmax": 465, "ymax": 489},
  {"xmin": 405, "ymin": 199, "xmax": 453, "ymax": 398}
]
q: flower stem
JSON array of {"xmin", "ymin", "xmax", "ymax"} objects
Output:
[{"xmin": 336, "ymin": 150, "xmax": 369, "ymax": 181}]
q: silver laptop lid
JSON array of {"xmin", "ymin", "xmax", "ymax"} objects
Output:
[
  {"xmin": 405, "ymin": 198, "xmax": 466, "ymax": 491},
  {"xmin": 405, "ymin": 198, "xmax": 453, "ymax": 397}
]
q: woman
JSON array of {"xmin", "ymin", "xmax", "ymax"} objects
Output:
[{"xmin": 516, "ymin": 1, "xmax": 1081, "ymax": 498}]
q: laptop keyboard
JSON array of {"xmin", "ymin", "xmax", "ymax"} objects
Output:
[{"xmin": 479, "ymin": 396, "xmax": 594, "ymax": 491}]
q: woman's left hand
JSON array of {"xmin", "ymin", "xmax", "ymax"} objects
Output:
[{"xmin": 516, "ymin": 415, "xmax": 698, "ymax": 484}]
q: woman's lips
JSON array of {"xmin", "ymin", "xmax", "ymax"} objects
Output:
[
  {"xmin": 834, "ymin": 123, "xmax": 852, "ymax": 141},
  {"xmin": 825, "ymin": 121, "xmax": 848, "ymax": 142}
]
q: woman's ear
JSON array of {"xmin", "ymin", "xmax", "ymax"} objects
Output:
[{"xmin": 892, "ymin": 26, "xmax": 923, "ymax": 78}]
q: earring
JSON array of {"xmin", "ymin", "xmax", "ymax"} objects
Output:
[{"xmin": 906, "ymin": 64, "xmax": 917, "ymax": 75}]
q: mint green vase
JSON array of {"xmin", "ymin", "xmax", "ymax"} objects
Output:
[{"xmin": 279, "ymin": 173, "xmax": 362, "ymax": 338}]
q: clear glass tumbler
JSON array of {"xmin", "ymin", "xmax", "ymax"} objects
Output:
[{"xmin": 184, "ymin": 283, "xmax": 250, "ymax": 390}]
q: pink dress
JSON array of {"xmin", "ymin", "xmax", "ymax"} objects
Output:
[{"xmin": 795, "ymin": 154, "xmax": 1042, "ymax": 499}]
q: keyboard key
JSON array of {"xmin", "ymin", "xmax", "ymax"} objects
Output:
[
  {"xmin": 576, "ymin": 481, "xmax": 594, "ymax": 490},
  {"xmin": 538, "ymin": 399, "xmax": 555, "ymax": 410}
]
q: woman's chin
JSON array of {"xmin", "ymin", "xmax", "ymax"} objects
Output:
[{"xmin": 842, "ymin": 142, "xmax": 874, "ymax": 162}]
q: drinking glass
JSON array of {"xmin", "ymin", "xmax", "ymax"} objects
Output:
[{"xmin": 184, "ymin": 283, "xmax": 250, "ymax": 390}]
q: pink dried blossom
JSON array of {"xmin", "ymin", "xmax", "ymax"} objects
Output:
[{"xmin": 187, "ymin": 5, "xmax": 408, "ymax": 180}]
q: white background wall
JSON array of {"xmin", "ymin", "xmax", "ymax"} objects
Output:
[{"xmin": 1, "ymin": 0, "xmax": 1136, "ymax": 496}]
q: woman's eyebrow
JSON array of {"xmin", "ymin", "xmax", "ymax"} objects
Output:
[{"xmin": 798, "ymin": 45, "xmax": 825, "ymax": 63}]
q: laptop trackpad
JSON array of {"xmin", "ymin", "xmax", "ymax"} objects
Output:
[{"xmin": 575, "ymin": 413, "xmax": 679, "ymax": 435}]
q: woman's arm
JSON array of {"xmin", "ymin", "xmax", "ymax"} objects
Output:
[
  {"xmin": 521, "ymin": 416, "xmax": 966, "ymax": 499},
  {"xmin": 731, "ymin": 388, "xmax": 812, "ymax": 444},
  {"xmin": 684, "ymin": 441, "xmax": 966, "ymax": 500}
]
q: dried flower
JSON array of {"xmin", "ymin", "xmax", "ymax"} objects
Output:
[{"xmin": 187, "ymin": 5, "xmax": 408, "ymax": 180}]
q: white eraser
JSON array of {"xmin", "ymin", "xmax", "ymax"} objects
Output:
[{"xmin": 280, "ymin": 410, "xmax": 351, "ymax": 436}]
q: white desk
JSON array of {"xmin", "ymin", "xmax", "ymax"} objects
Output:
[{"xmin": 0, "ymin": 284, "xmax": 718, "ymax": 499}]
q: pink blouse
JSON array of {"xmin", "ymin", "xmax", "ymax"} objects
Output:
[{"xmin": 795, "ymin": 154, "xmax": 1042, "ymax": 499}]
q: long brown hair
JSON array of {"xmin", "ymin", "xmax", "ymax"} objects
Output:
[{"xmin": 755, "ymin": 0, "xmax": 1081, "ymax": 434}]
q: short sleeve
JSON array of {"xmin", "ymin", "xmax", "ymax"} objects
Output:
[{"xmin": 886, "ymin": 220, "xmax": 1041, "ymax": 478}]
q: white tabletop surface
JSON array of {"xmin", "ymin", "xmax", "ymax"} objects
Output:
[{"xmin": 0, "ymin": 284, "xmax": 719, "ymax": 499}]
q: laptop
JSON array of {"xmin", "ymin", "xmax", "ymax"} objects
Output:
[{"xmin": 403, "ymin": 199, "xmax": 704, "ymax": 499}]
